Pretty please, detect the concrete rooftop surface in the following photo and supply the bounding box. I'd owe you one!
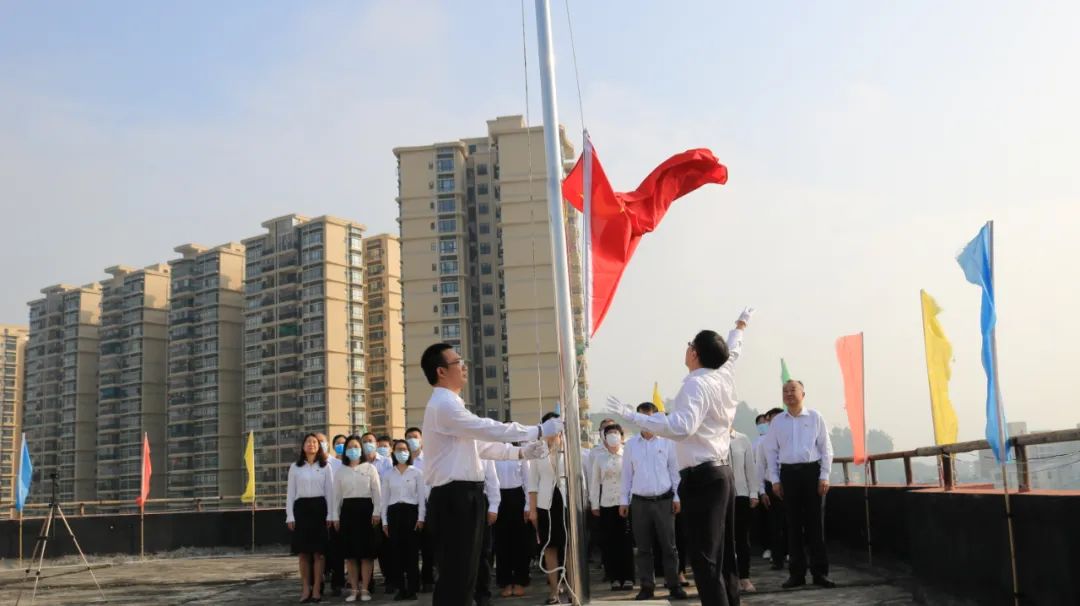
[0,550,918,605]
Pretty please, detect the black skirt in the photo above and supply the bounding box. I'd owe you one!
[339,497,379,560]
[291,496,329,555]
[537,487,567,559]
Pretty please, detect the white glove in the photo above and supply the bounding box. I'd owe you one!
[737,306,755,326]
[539,415,564,439]
[521,440,550,460]
[602,395,636,422]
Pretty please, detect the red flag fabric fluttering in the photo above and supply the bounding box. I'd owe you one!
[563,143,728,335]
[835,333,867,465]
[136,433,152,510]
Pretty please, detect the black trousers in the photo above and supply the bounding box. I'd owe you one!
[428,481,487,605]
[733,496,751,580]
[387,503,421,593]
[378,528,396,590]
[764,481,787,565]
[326,526,345,589]
[754,490,770,553]
[494,488,532,587]
[599,506,635,584]
[475,514,494,602]
[420,525,435,585]
[678,463,740,606]
[780,462,828,579]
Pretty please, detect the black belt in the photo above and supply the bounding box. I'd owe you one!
[631,490,674,502]
[433,480,485,490]
[780,461,821,471]
[679,459,730,480]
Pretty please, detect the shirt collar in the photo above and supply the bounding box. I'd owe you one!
[787,407,811,418]
[684,367,712,381]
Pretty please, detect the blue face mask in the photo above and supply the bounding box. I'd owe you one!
[406,437,421,452]
[362,442,376,455]
[756,423,769,436]
[345,447,362,461]
[376,446,391,458]
[334,443,345,456]
[395,450,411,464]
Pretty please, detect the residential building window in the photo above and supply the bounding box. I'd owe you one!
[482,303,494,316]
[479,203,489,215]
[436,158,454,172]
[482,283,493,296]
[481,263,492,275]
[441,303,459,317]
[437,177,455,193]
[437,198,455,213]
[484,344,496,358]
[479,242,491,255]
[477,163,488,175]
[486,387,498,400]
[439,281,459,296]
[477,183,489,195]
[439,260,458,274]
[442,324,461,339]
[479,223,490,235]
[483,324,495,337]
[438,219,456,233]
[439,239,457,255]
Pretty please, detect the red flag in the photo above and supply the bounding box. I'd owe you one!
[563,143,728,335]
[136,433,152,510]
[835,334,867,465]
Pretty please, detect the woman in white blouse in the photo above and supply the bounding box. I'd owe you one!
[590,423,635,590]
[331,435,382,602]
[381,439,426,601]
[528,412,569,605]
[286,433,335,603]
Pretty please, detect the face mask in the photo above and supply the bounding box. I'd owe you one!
[362,442,376,455]
[406,437,421,452]
[376,446,391,458]
[395,451,410,464]
[345,447,362,461]
[756,423,769,436]
[604,433,621,447]
[319,441,329,454]
[334,443,345,456]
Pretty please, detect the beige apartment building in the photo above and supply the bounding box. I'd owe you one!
[96,265,170,504]
[24,284,102,503]
[166,243,245,500]
[362,234,406,438]
[0,324,28,505]
[242,214,367,496]
[394,116,589,432]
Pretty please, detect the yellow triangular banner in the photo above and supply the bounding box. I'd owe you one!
[652,382,665,412]
[241,431,255,503]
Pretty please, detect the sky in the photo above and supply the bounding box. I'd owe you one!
[2,1,1078,450]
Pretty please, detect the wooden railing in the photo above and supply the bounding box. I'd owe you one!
[832,428,1080,492]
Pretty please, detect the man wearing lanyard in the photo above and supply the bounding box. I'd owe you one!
[419,342,562,605]
[763,380,835,589]
[604,307,753,606]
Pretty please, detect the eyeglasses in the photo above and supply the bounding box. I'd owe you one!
[445,358,467,369]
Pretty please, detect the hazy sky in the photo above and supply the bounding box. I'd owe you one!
[3,1,1078,449]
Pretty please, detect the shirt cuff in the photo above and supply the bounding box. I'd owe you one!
[488,505,499,514]
[819,470,830,481]
[769,474,780,484]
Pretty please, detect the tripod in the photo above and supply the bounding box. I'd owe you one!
[15,473,106,605]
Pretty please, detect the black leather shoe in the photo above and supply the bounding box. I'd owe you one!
[782,576,806,589]
[668,586,689,600]
[635,586,655,600]
[812,576,836,588]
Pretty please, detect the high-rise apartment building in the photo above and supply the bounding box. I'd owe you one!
[0,324,28,504]
[362,234,406,437]
[242,214,367,496]
[24,283,102,503]
[166,243,245,499]
[394,116,589,431]
[96,264,170,503]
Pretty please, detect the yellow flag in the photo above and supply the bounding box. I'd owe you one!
[652,382,665,412]
[241,431,255,503]
[921,290,958,445]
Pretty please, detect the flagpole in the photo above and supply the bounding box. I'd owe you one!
[535,0,589,602]
[860,332,872,568]
[140,432,146,560]
[987,221,1020,606]
[582,130,592,345]
[18,511,23,567]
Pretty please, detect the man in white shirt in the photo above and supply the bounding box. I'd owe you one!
[729,428,758,592]
[605,308,753,606]
[474,460,501,606]
[763,380,835,589]
[419,342,561,605]
[404,426,435,592]
[620,403,687,601]
[754,408,786,570]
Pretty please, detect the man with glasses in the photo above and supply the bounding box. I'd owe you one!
[419,342,563,604]
[604,308,753,606]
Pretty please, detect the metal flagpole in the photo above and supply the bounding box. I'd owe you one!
[18,511,23,567]
[140,432,146,559]
[582,130,593,345]
[861,332,872,568]
[987,221,1020,606]
[534,0,588,602]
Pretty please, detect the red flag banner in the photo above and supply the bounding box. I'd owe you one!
[136,433,152,510]
[563,144,728,336]
[835,333,866,465]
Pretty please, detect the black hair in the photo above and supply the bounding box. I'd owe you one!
[421,342,455,386]
[332,434,347,445]
[295,433,328,467]
[766,407,784,418]
[391,439,413,466]
[405,427,422,437]
[341,435,365,466]
[691,330,730,369]
[360,432,376,442]
[636,401,658,414]
[541,411,560,423]
[754,414,766,424]
[599,418,615,428]
[377,435,392,444]
[604,423,624,436]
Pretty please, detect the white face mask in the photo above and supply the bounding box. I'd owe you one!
[604,432,621,447]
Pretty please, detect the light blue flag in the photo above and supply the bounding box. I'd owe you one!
[16,434,32,512]
[957,224,1010,463]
